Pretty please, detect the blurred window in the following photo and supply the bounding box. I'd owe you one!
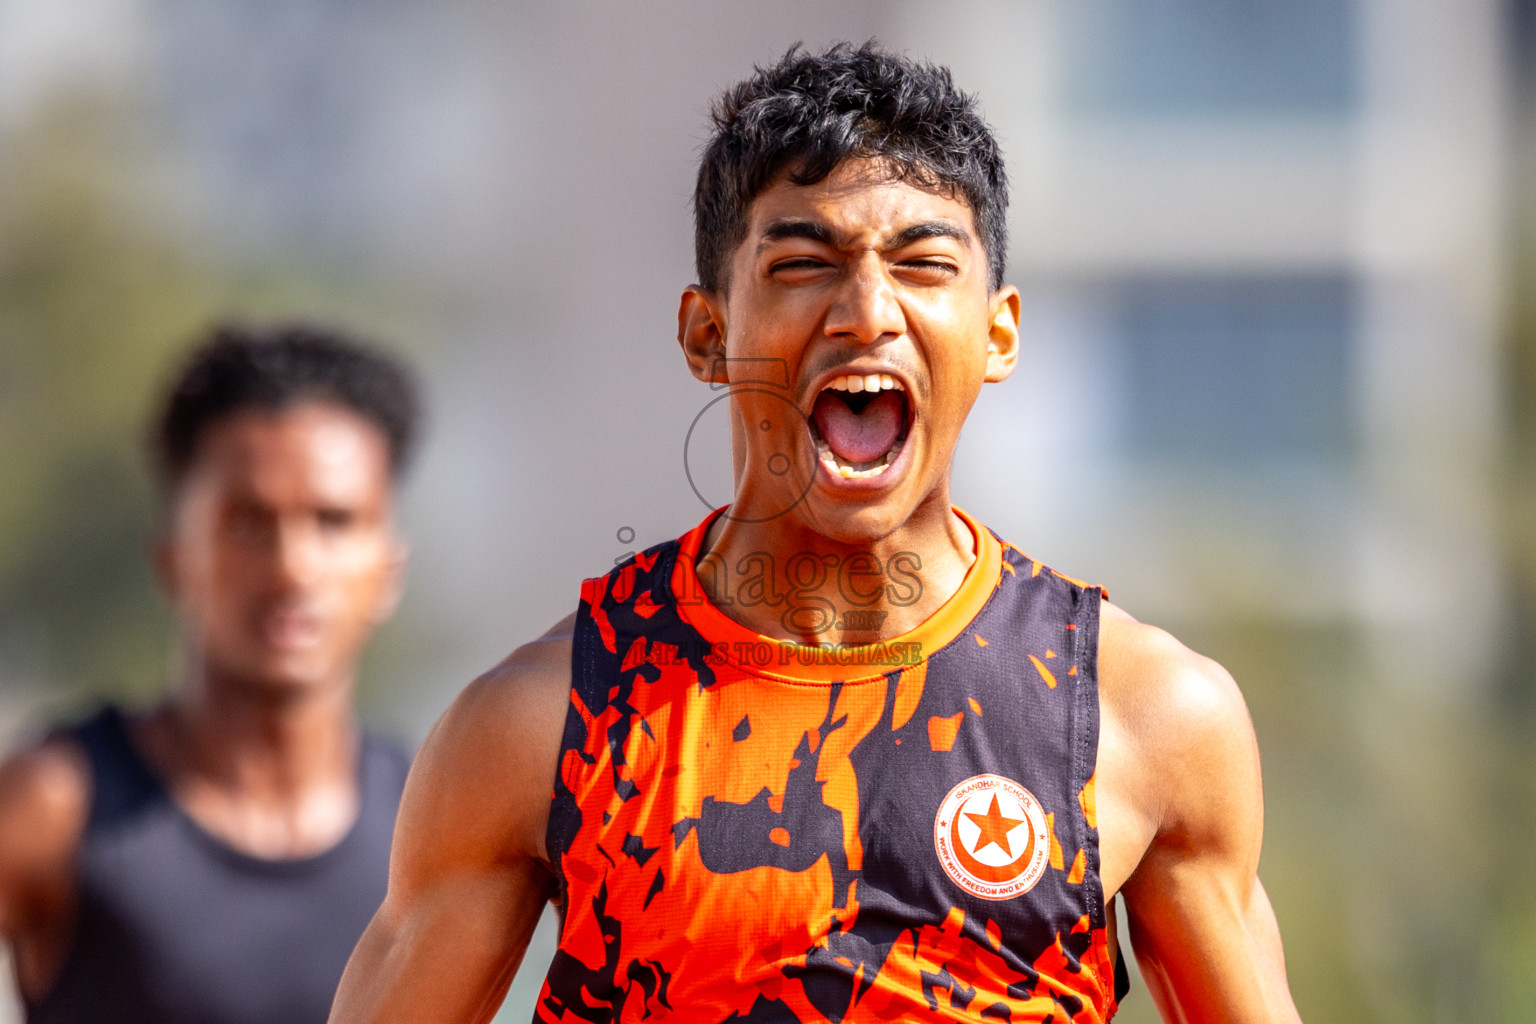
[1064,0,1359,118]
[1110,274,1356,463]
[1514,0,1536,93]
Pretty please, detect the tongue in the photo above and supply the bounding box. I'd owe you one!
[812,389,904,465]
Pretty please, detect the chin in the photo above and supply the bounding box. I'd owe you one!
[796,490,920,547]
[233,654,339,697]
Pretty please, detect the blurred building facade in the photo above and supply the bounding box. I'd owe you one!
[949,0,1506,684]
[0,1,1525,1021]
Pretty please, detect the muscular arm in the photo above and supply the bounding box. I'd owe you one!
[329,615,574,1024]
[1098,605,1302,1023]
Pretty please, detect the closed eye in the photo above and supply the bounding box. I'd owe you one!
[894,258,959,281]
[769,257,838,283]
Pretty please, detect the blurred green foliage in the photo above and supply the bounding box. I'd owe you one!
[0,95,205,703]
[1489,79,1536,1024]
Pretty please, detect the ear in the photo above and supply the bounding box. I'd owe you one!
[372,537,409,624]
[984,285,1021,384]
[678,285,730,385]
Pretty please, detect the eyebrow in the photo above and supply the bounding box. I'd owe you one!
[758,219,837,250]
[886,220,972,249]
[755,217,973,253]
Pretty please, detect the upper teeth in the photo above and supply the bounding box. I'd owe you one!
[826,374,902,394]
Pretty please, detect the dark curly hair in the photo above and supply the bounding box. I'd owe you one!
[153,322,422,494]
[694,41,1009,294]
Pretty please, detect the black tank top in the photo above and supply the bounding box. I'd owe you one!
[541,508,1127,1022]
[26,706,410,1024]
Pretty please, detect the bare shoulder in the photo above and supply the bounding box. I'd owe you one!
[1096,602,1263,884]
[427,610,575,761]
[0,736,90,930]
[395,614,575,878]
[329,620,577,1022]
[1098,601,1255,761]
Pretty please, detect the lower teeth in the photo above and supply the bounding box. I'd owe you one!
[815,437,904,479]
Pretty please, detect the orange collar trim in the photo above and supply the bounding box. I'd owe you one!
[669,507,1002,683]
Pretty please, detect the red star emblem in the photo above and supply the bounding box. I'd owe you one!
[964,794,1025,857]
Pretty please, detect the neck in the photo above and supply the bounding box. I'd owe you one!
[135,657,362,858]
[697,489,977,645]
[167,667,358,794]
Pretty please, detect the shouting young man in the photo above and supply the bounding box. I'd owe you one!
[332,44,1302,1023]
[0,325,420,1023]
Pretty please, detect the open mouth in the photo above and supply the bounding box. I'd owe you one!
[809,373,912,480]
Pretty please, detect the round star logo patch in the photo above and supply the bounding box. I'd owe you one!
[933,774,1050,901]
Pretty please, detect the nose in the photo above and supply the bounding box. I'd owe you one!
[272,516,322,591]
[824,253,905,345]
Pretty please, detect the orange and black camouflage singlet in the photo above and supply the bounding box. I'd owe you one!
[540,509,1121,1023]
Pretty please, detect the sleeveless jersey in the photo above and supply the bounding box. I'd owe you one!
[26,706,411,1024]
[540,509,1121,1023]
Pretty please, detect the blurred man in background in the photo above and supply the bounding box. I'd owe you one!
[0,325,420,1023]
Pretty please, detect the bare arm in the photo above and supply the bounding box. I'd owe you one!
[0,739,88,1005]
[1099,606,1302,1023]
[329,615,574,1024]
